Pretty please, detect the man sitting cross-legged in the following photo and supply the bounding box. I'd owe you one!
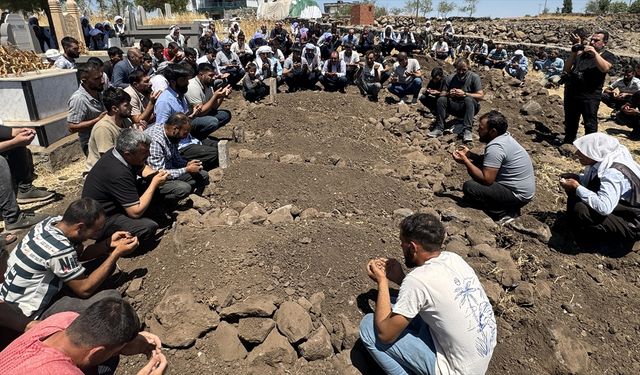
[145,113,210,197]
[0,297,167,375]
[356,51,383,102]
[428,58,483,143]
[601,65,640,113]
[453,111,535,224]
[82,129,169,248]
[320,51,348,93]
[359,213,497,375]
[0,198,138,320]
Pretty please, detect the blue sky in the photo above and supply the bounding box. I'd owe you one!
[318,0,592,18]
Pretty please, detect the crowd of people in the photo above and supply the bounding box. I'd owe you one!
[1,18,640,375]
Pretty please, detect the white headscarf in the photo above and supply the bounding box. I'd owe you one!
[574,133,640,179]
[255,45,273,71]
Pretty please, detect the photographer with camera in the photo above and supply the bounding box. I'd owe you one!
[562,30,617,144]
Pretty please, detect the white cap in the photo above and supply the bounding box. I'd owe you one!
[446,21,452,25]
[114,15,123,21]
[45,49,61,60]
[256,46,272,54]
[514,49,524,55]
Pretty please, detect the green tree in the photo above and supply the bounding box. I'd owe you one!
[585,0,611,13]
[389,7,403,15]
[630,0,640,12]
[136,0,188,13]
[404,0,433,17]
[459,0,479,16]
[437,0,455,17]
[562,0,572,13]
[608,0,628,12]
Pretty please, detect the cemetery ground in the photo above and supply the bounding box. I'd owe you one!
[11,64,640,374]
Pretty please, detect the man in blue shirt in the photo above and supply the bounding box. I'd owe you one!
[155,63,231,141]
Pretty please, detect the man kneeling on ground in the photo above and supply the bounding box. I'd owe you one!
[0,297,167,375]
[360,213,497,375]
[453,111,535,224]
[560,132,640,247]
[0,198,138,320]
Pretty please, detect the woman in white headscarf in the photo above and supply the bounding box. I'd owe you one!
[560,132,640,243]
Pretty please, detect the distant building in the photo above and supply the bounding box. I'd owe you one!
[196,0,257,18]
[323,1,353,15]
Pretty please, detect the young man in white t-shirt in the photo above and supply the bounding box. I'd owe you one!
[360,213,497,375]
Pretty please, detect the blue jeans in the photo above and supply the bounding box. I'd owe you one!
[359,313,437,375]
[189,109,232,140]
[388,78,423,99]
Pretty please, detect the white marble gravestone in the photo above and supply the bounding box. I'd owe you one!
[4,13,39,52]
[164,3,173,18]
[138,6,147,25]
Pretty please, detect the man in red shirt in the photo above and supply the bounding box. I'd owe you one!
[0,297,167,375]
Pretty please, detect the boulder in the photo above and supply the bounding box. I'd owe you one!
[300,208,320,220]
[126,278,143,297]
[476,244,511,263]
[220,294,280,319]
[238,317,276,344]
[146,288,220,348]
[279,154,304,164]
[189,194,212,214]
[332,314,359,351]
[445,240,469,257]
[508,215,552,243]
[275,301,313,344]
[218,208,240,225]
[208,168,224,183]
[465,227,496,247]
[309,292,325,316]
[246,329,297,366]
[481,279,503,306]
[550,326,591,374]
[393,208,414,220]
[521,100,543,116]
[512,282,535,307]
[267,205,294,224]
[298,326,334,361]
[213,321,248,361]
[240,202,269,224]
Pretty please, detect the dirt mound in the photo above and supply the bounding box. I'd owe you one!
[14,59,640,374]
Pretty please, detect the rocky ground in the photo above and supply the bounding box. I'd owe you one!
[8,58,640,374]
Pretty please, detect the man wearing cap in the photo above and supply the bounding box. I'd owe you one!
[421,21,433,52]
[44,49,61,66]
[215,39,244,87]
[301,43,322,89]
[255,45,283,84]
[442,20,455,44]
[505,50,529,83]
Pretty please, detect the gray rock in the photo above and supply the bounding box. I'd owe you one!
[300,208,320,220]
[403,150,431,165]
[481,279,503,306]
[309,292,325,315]
[238,317,276,344]
[126,278,143,297]
[508,215,552,243]
[465,227,496,247]
[513,282,535,307]
[550,326,591,374]
[189,194,212,214]
[246,329,297,366]
[240,202,269,224]
[558,143,575,158]
[298,326,334,361]
[520,100,543,115]
[445,240,469,257]
[393,208,414,219]
[279,154,304,164]
[220,294,280,319]
[208,168,224,183]
[275,301,313,343]
[213,321,248,361]
[334,314,359,350]
[476,244,511,263]
[146,288,220,348]
[267,205,294,224]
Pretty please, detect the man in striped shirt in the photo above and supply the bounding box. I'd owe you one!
[0,198,139,319]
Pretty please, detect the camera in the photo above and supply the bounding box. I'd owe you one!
[571,44,585,53]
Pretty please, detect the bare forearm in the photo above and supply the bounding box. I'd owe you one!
[79,239,110,261]
[68,119,99,133]
[374,279,392,327]
[139,103,155,123]
[0,138,20,153]
[200,94,221,114]
[69,253,120,298]
[465,159,486,183]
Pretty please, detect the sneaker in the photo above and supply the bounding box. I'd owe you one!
[428,129,443,138]
[463,130,473,143]
[443,125,455,134]
[17,188,55,204]
[401,96,409,103]
[496,215,517,226]
[5,212,46,231]
[411,97,418,104]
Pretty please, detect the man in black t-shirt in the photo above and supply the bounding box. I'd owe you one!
[563,30,618,144]
[428,58,484,143]
[419,67,445,116]
[82,128,169,248]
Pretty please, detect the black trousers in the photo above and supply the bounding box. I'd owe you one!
[436,96,480,131]
[567,194,640,243]
[463,180,529,220]
[244,85,268,102]
[1,146,34,192]
[601,92,631,111]
[157,170,210,201]
[179,138,219,171]
[563,93,600,144]
[419,94,439,115]
[100,213,159,247]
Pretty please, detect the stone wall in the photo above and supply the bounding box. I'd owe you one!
[369,14,640,55]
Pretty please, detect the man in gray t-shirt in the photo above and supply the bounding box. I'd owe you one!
[453,110,535,223]
[429,58,483,143]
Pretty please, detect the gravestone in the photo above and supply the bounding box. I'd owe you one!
[4,14,39,52]
[138,6,147,25]
[128,7,138,33]
[0,23,11,45]
[165,3,173,18]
